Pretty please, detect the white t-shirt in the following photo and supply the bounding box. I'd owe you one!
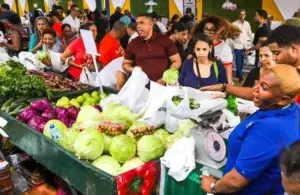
[128,32,138,44]
[156,21,167,34]
[63,15,81,32]
[99,57,126,88]
[214,41,233,66]
[232,20,252,49]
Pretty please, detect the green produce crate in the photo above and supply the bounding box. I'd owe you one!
[0,111,118,195]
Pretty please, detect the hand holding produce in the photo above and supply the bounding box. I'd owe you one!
[36,51,50,61]
[163,68,179,85]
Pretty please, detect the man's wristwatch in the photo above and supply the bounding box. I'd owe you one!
[210,180,217,193]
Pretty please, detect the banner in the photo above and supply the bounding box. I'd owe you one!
[174,0,183,16]
[183,0,196,16]
[44,0,50,13]
[274,0,300,20]
[110,0,126,9]
[84,0,96,11]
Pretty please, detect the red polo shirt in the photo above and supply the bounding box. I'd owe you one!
[125,32,178,81]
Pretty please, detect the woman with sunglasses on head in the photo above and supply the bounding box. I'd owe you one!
[179,33,228,89]
[201,65,300,195]
[188,15,240,83]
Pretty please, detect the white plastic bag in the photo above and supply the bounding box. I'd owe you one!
[0,52,10,63]
[141,81,168,127]
[166,86,227,120]
[48,50,68,73]
[79,67,102,87]
[18,52,45,71]
[117,67,149,113]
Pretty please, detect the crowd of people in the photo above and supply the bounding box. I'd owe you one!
[2,2,300,194]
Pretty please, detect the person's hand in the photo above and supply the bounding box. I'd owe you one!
[200,175,216,193]
[156,78,166,86]
[37,40,43,48]
[200,84,224,92]
[42,58,52,67]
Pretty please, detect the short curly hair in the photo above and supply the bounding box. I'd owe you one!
[191,15,240,40]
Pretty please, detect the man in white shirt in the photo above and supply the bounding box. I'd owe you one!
[63,5,80,33]
[232,9,252,81]
[151,12,167,34]
[127,23,138,43]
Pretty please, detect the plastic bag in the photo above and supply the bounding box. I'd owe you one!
[165,86,228,120]
[79,67,102,87]
[117,67,149,113]
[141,81,168,128]
[49,50,68,73]
[19,51,45,71]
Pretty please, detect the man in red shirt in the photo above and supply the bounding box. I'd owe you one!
[98,21,126,66]
[122,13,181,86]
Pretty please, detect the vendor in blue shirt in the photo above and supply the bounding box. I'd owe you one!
[200,65,300,195]
[178,33,227,89]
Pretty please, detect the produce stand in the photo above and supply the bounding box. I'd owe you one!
[0,111,118,195]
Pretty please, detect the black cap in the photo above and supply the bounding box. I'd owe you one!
[3,13,21,25]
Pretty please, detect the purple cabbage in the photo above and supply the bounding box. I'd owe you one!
[30,99,52,112]
[38,120,47,133]
[68,119,76,128]
[57,114,69,127]
[67,106,80,120]
[41,109,58,121]
[28,116,46,132]
[54,107,67,116]
[17,108,39,123]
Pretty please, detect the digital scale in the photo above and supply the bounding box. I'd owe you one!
[190,110,231,170]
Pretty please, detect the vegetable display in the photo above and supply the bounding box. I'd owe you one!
[17,99,79,131]
[92,155,121,176]
[28,70,89,92]
[127,122,156,138]
[109,135,136,163]
[0,60,50,105]
[56,91,106,108]
[73,128,105,160]
[137,135,166,163]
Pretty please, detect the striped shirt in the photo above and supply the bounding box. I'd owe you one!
[213,41,233,66]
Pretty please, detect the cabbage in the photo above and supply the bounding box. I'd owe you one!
[76,106,102,129]
[58,129,80,153]
[17,107,38,122]
[153,129,170,146]
[67,106,80,120]
[73,128,104,160]
[30,99,52,112]
[28,116,46,132]
[43,119,67,139]
[120,157,144,173]
[101,103,138,129]
[166,119,196,148]
[103,134,113,153]
[109,135,136,163]
[41,109,57,121]
[37,51,49,60]
[92,155,121,176]
[162,68,179,84]
[137,135,166,163]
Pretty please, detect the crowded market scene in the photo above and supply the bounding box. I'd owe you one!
[0,0,300,194]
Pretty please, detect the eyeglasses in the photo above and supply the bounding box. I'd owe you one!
[204,28,216,33]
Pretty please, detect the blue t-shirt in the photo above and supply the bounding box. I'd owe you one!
[178,59,227,89]
[224,103,300,195]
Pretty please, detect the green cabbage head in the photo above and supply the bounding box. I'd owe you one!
[137,135,166,163]
[109,135,136,163]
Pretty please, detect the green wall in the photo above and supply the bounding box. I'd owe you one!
[203,0,262,30]
[131,0,169,18]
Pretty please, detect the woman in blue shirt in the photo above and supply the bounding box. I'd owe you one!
[178,33,227,89]
[201,65,300,194]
